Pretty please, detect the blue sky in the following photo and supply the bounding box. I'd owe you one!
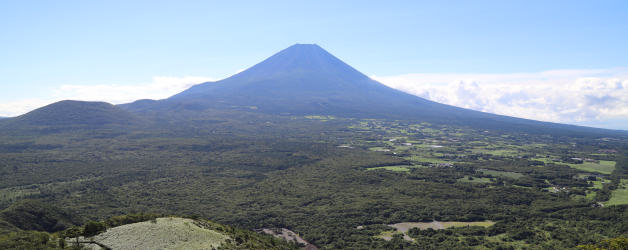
[1,1,628,129]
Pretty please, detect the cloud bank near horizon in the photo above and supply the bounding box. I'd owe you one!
[372,68,628,129]
[1,69,627,130]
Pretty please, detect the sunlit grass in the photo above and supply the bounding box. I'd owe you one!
[606,179,628,206]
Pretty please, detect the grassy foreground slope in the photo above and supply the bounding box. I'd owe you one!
[82,217,228,250]
[0,212,297,250]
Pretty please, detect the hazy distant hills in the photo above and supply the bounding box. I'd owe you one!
[0,100,143,131]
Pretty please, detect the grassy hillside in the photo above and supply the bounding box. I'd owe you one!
[0,213,297,249]
[80,217,229,250]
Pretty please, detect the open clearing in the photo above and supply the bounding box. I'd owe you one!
[480,169,524,179]
[471,148,519,156]
[378,221,495,242]
[532,157,616,174]
[404,155,451,164]
[81,217,229,250]
[458,176,493,183]
[565,160,616,175]
[260,228,311,246]
[606,179,628,206]
[389,221,495,233]
[366,165,426,172]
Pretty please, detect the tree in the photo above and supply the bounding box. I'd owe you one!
[63,226,82,247]
[82,221,106,238]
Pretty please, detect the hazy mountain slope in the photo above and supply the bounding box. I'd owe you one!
[122,44,625,136]
[125,44,438,116]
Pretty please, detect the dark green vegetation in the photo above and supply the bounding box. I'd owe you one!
[1,114,627,249]
[1,44,628,249]
[0,200,80,234]
[577,236,628,250]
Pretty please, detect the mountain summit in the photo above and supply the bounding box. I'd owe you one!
[171,43,392,100]
[134,43,435,117]
[222,43,369,82]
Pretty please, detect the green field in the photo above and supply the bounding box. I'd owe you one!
[590,179,608,189]
[471,148,519,156]
[480,169,524,179]
[530,157,556,164]
[533,157,616,174]
[458,176,493,183]
[366,165,426,172]
[368,147,391,152]
[566,161,616,175]
[606,179,628,206]
[585,190,597,200]
[404,155,450,164]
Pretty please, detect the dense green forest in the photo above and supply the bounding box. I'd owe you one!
[0,110,627,249]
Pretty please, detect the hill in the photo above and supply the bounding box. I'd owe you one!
[0,200,79,234]
[75,217,299,250]
[79,217,230,249]
[1,100,144,132]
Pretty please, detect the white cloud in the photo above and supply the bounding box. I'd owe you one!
[0,76,215,117]
[3,69,628,130]
[372,68,628,128]
[0,99,55,118]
